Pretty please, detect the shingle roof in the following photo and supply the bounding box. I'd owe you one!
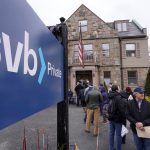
[107,20,147,38]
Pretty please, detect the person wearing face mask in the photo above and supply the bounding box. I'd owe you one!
[127,87,150,150]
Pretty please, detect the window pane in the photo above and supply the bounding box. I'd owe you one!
[104,71,111,85]
[104,71,111,78]
[122,23,127,31]
[81,26,87,32]
[84,44,92,51]
[79,20,87,32]
[102,44,109,57]
[126,44,136,57]
[74,44,79,51]
[128,71,137,84]
[79,20,87,26]
[74,51,79,57]
[117,23,122,32]
[126,44,135,50]
[102,50,109,57]
[102,44,109,49]
[126,51,135,57]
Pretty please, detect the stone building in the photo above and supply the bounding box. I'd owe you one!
[66,4,149,92]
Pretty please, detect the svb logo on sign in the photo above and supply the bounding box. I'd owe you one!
[0,0,64,129]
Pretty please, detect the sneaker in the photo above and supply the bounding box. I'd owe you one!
[85,129,90,133]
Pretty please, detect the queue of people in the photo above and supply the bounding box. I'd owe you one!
[68,81,150,150]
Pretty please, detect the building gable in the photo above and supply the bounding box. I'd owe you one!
[66,4,118,40]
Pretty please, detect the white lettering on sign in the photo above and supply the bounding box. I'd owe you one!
[0,31,62,84]
[47,62,61,78]
[2,32,23,73]
[24,31,37,76]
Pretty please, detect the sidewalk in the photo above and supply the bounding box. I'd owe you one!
[69,104,136,150]
[0,104,136,150]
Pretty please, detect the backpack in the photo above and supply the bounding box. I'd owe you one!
[106,96,117,119]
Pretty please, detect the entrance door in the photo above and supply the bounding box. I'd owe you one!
[76,71,92,84]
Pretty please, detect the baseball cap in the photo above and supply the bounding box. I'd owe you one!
[133,87,145,94]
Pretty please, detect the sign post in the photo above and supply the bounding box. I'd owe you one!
[55,17,69,150]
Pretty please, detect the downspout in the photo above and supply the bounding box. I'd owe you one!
[119,37,124,90]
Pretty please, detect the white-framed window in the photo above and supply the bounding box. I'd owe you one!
[104,71,111,85]
[117,22,127,32]
[128,71,137,84]
[79,20,87,32]
[73,45,79,63]
[84,44,93,60]
[74,44,93,62]
[102,43,110,57]
[126,43,136,57]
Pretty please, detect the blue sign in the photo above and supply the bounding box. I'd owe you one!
[0,0,64,129]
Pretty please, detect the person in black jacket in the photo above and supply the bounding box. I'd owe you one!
[108,85,126,150]
[127,86,150,150]
[120,91,128,144]
[74,81,84,106]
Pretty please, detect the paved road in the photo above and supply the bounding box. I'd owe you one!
[69,104,136,150]
[0,104,136,150]
[0,105,57,150]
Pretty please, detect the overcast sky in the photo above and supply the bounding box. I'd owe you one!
[26,0,150,46]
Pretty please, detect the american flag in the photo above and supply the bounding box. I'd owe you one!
[78,24,84,68]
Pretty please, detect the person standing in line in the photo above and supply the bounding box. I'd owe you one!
[99,84,109,123]
[127,87,150,150]
[99,84,105,115]
[74,81,84,106]
[125,86,133,100]
[83,82,94,124]
[85,86,103,136]
[119,90,128,144]
[67,89,73,104]
[108,85,126,150]
[79,81,88,123]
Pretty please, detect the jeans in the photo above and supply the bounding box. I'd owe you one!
[133,133,150,150]
[109,121,122,150]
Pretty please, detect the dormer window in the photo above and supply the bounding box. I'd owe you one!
[117,22,127,32]
[79,20,87,32]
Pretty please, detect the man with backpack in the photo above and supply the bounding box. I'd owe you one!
[108,85,126,150]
